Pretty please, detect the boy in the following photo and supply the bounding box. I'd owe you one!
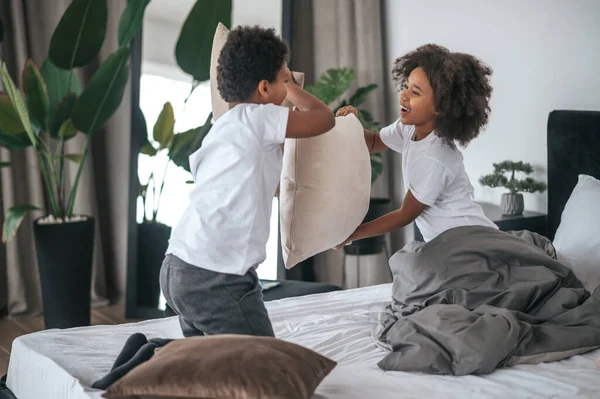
[160,26,335,337]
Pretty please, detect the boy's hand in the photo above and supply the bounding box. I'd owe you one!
[336,106,358,118]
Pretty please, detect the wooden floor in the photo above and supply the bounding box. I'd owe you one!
[0,304,134,375]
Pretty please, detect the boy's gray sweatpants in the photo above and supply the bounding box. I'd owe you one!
[159,254,274,337]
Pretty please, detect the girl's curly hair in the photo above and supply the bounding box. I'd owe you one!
[392,44,493,147]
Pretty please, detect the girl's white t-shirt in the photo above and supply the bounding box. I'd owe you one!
[379,119,497,242]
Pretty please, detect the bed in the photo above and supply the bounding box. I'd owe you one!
[4,110,600,398]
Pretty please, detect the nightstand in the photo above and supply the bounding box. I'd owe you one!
[414,202,547,241]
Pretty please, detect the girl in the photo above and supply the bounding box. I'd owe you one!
[335,44,497,248]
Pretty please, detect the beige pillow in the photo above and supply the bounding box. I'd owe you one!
[102,335,336,399]
[210,22,304,120]
[280,115,371,268]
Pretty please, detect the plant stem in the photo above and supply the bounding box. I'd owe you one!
[37,150,60,217]
[141,189,147,223]
[58,70,74,218]
[66,135,91,218]
[58,138,66,218]
[40,136,62,217]
[148,172,155,222]
[153,161,170,222]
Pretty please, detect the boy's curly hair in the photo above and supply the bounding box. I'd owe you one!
[217,26,289,103]
[392,44,493,147]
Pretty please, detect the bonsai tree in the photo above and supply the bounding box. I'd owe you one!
[305,68,383,184]
[479,160,547,194]
[137,102,212,223]
[0,0,150,241]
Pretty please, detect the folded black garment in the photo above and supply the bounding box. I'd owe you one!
[92,333,173,390]
[0,374,17,399]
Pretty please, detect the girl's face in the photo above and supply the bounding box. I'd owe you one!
[398,67,437,130]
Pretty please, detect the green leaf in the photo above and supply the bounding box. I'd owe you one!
[175,0,232,82]
[2,204,40,243]
[133,105,150,148]
[0,131,32,150]
[50,94,78,138]
[58,118,78,139]
[22,60,49,130]
[49,0,108,69]
[0,94,25,134]
[141,142,158,156]
[64,153,83,163]
[370,153,384,184]
[305,68,354,105]
[185,180,194,184]
[153,102,175,148]
[358,109,380,132]
[0,63,35,146]
[118,0,151,47]
[40,59,82,129]
[348,84,378,107]
[0,162,10,167]
[53,153,83,163]
[72,47,130,134]
[169,113,212,172]
[138,183,148,198]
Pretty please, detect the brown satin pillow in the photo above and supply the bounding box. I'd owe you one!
[102,335,336,399]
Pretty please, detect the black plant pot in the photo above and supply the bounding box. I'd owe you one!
[344,198,391,255]
[137,222,171,308]
[33,216,94,329]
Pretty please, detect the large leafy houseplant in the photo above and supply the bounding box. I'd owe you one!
[305,67,384,184]
[0,0,150,328]
[0,0,150,241]
[137,103,212,223]
[136,0,231,223]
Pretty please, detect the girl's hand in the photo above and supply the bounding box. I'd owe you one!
[336,106,358,118]
[333,229,358,250]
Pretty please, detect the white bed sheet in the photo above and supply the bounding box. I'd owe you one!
[7,283,600,399]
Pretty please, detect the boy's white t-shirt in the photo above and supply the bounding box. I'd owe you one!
[379,119,497,242]
[167,103,289,275]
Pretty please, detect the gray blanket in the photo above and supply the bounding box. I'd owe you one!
[372,226,600,376]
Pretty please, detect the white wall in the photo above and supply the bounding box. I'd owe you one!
[384,0,600,212]
[232,0,282,34]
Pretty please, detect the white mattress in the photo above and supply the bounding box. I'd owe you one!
[7,283,600,399]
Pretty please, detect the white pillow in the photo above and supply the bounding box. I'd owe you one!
[553,174,600,292]
[280,115,371,269]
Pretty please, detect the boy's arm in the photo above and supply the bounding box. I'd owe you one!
[333,190,426,249]
[337,106,388,153]
[285,82,335,138]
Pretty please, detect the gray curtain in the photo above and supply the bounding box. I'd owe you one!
[0,0,131,317]
[289,0,407,287]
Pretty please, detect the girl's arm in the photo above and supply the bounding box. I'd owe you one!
[337,106,388,153]
[333,190,426,250]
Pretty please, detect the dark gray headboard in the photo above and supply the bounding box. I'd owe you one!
[547,110,600,240]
